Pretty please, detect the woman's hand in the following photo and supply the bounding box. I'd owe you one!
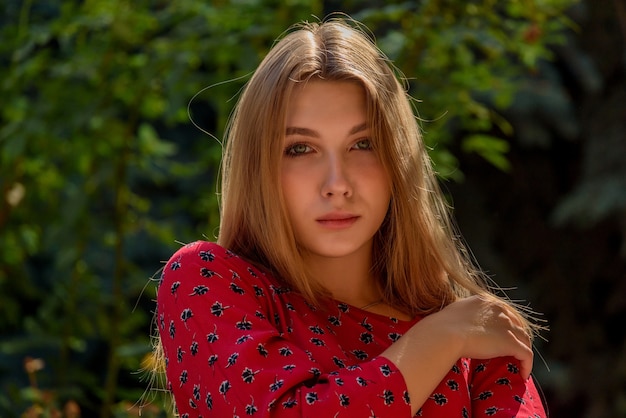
[433,295,533,379]
[380,295,533,415]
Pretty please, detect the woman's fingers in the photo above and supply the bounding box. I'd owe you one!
[492,302,534,379]
[508,328,534,379]
[441,295,534,378]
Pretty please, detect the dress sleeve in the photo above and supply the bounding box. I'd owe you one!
[156,241,411,417]
[469,357,546,417]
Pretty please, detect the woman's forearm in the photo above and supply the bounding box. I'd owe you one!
[380,296,534,416]
[380,314,460,415]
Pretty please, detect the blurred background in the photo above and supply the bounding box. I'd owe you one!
[1,0,624,417]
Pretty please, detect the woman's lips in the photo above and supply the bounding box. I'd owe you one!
[316,214,360,229]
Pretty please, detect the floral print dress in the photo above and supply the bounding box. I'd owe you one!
[157,241,546,417]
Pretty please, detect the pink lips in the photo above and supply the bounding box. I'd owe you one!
[316,213,359,229]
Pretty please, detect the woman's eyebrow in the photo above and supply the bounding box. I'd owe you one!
[285,123,368,137]
[285,126,319,137]
[349,123,368,135]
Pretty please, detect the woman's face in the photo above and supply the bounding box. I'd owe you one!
[281,79,391,265]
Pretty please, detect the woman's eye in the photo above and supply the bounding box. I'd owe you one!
[353,139,372,150]
[285,143,311,156]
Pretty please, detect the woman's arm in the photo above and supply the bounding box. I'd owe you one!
[157,241,413,416]
[158,241,535,416]
[380,296,534,416]
[468,356,546,417]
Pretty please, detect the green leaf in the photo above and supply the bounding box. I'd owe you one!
[462,134,511,171]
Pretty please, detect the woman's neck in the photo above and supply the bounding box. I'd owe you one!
[302,250,381,307]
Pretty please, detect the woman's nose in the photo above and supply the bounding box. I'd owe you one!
[321,155,353,198]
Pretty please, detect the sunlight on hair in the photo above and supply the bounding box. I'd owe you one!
[187,72,254,144]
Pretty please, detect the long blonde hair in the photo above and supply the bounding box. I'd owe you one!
[218,17,535,331]
[146,17,539,412]
[218,18,500,314]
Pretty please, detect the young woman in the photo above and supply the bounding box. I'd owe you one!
[155,18,546,417]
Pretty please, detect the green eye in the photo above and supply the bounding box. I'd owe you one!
[285,143,311,156]
[354,139,372,150]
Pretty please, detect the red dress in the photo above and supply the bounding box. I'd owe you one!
[157,241,546,417]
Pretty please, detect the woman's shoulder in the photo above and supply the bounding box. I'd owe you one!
[165,240,247,269]
[158,240,292,324]
[166,240,231,260]
[161,240,275,287]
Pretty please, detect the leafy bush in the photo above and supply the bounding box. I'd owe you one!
[0,0,577,416]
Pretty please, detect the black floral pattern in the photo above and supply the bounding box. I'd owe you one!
[157,241,546,417]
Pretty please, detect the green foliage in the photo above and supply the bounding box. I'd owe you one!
[352,0,574,180]
[0,0,576,416]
